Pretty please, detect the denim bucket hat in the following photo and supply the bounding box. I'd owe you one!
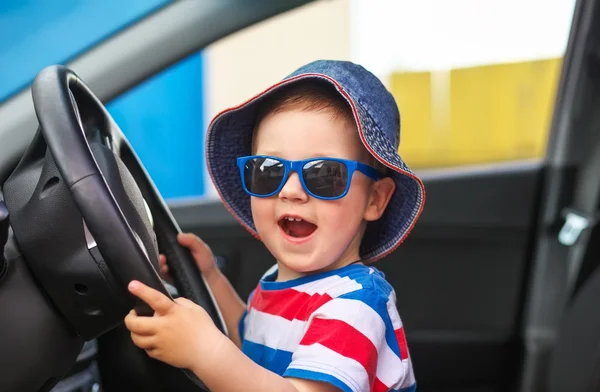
[205,60,425,262]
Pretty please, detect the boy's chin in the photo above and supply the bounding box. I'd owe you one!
[275,253,338,278]
[275,256,322,279]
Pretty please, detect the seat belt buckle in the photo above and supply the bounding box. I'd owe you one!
[558,209,597,246]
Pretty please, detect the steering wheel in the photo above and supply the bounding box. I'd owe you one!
[2,65,225,391]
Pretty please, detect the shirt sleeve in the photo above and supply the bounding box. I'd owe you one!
[238,309,248,343]
[238,288,256,343]
[283,296,414,392]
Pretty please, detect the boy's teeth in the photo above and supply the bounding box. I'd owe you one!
[286,217,302,221]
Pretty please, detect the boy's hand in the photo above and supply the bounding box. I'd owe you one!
[124,280,226,370]
[159,233,219,283]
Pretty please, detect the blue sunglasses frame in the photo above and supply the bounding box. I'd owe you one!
[236,155,381,200]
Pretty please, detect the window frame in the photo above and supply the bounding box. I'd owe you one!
[0,0,315,184]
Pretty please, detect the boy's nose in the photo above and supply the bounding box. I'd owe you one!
[279,172,308,203]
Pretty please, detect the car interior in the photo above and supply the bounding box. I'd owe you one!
[1,1,600,391]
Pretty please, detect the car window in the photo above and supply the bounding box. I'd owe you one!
[0,0,170,103]
[203,0,576,170]
[107,53,206,200]
[107,0,575,200]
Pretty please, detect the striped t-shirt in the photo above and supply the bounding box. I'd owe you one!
[238,263,416,392]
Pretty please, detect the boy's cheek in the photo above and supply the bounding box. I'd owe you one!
[250,198,271,222]
[250,200,277,237]
[317,200,364,231]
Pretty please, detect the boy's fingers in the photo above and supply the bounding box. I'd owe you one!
[174,297,195,309]
[130,332,156,350]
[145,348,161,360]
[158,255,170,276]
[177,233,207,256]
[158,255,172,282]
[124,310,157,335]
[128,281,173,314]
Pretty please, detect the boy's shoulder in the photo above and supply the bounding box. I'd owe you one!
[303,263,393,300]
[255,263,396,311]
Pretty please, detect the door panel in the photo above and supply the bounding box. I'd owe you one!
[171,161,544,392]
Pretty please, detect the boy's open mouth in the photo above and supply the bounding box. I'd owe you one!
[278,216,317,238]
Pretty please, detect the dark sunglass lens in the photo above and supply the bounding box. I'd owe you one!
[302,160,348,198]
[244,158,285,195]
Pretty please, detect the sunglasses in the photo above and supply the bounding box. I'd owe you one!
[236,155,381,200]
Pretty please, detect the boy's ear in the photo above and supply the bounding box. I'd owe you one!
[364,177,396,222]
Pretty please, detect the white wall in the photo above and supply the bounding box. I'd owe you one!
[350,0,576,75]
[202,0,351,198]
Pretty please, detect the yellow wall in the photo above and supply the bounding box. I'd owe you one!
[392,58,562,168]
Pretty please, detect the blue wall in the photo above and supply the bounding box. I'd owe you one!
[0,0,206,199]
[107,54,206,199]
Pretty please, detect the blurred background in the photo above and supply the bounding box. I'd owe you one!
[0,0,575,200]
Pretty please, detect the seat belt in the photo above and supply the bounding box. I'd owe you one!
[557,136,600,299]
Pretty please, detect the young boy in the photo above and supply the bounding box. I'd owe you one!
[124,60,425,392]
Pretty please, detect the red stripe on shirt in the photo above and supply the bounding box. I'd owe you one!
[249,286,333,321]
[299,318,378,387]
[373,377,391,392]
[395,327,409,360]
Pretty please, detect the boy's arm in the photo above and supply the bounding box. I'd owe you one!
[125,281,338,392]
[169,233,247,348]
[203,267,246,348]
[193,336,339,392]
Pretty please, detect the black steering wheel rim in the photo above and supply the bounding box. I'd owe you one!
[24,65,224,391]
[32,66,168,315]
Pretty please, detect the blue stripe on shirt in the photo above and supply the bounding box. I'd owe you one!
[242,340,293,375]
[238,309,247,343]
[395,383,417,392]
[283,368,353,392]
[338,288,402,359]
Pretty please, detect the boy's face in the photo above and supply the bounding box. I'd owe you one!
[251,108,391,281]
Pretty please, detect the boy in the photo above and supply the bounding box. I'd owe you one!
[124,60,425,392]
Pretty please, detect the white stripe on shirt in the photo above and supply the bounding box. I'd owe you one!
[244,308,307,352]
[292,275,363,296]
[289,343,368,392]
